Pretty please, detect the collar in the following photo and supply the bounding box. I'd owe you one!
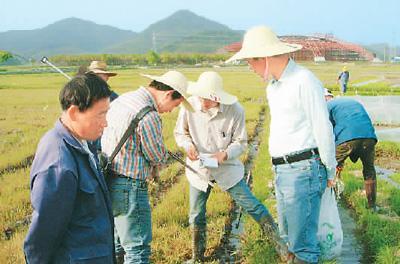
[55,119,87,154]
[271,59,296,84]
[139,86,159,112]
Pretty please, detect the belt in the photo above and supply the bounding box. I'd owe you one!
[272,148,319,165]
[113,173,148,188]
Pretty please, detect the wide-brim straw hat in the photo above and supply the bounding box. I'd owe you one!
[87,61,117,76]
[141,70,194,112]
[225,26,303,63]
[187,71,237,105]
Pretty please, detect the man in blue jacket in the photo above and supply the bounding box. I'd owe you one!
[24,73,115,263]
[325,90,378,210]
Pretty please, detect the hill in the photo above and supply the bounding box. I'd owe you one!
[0,17,137,58]
[0,10,242,58]
[105,10,242,54]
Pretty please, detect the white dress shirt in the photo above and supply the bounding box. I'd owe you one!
[267,59,337,178]
[174,96,247,192]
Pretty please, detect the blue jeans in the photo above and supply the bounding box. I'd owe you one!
[189,179,271,228]
[109,177,152,264]
[274,155,327,263]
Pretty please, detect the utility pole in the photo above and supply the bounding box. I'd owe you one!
[152,32,157,53]
[383,46,386,63]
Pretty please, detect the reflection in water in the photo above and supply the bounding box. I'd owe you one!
[376,128,400,142]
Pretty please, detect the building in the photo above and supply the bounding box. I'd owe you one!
[221,34,374,62]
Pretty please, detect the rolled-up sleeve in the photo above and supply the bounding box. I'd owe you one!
[24,168,77,263]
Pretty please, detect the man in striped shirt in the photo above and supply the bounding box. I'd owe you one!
[101,71,193,263]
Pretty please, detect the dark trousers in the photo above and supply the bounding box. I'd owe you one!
[336,138,377,181]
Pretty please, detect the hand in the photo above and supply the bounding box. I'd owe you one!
[150,165,160,182]
[187,145,199,161]
[212,151,227,164]
[327,179,335,188]
[335,166,343,179]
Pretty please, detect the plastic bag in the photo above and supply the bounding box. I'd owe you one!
[317,187,343,260]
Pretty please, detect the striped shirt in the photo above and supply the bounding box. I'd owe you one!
[101,87,168,180]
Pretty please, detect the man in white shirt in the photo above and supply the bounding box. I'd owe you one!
[226,26,336,264]
[174,71,287,262]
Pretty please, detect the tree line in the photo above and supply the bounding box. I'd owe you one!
[49,51,231,66]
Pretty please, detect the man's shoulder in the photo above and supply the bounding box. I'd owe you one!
[225,102,244,114]
[32,128,78,178]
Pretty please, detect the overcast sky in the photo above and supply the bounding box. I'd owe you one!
[1,0,399,45]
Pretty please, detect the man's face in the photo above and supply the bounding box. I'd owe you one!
[73,97,110,141]
[158,91,184,113]
[97,73,110,82]
[199,97,219,110]
[247,57,268,80]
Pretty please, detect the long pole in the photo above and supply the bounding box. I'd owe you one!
[167,151,215,187]
[40,56,210,186]
[40,56,72,80]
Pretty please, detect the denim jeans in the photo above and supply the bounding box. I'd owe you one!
[274,155,327,263]
[109,177,152,264]
[189,178,271,228]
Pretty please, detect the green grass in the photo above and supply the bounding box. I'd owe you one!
[341,141,400,263]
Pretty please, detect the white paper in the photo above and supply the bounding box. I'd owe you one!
[199,154,218,169]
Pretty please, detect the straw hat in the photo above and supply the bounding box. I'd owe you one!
[87,61,117,76]
[141,71,194,112]
[225,26,302,63]
[188,71,237,105]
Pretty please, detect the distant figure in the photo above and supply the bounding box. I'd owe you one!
[86,60,119,101]
[337,66,350,95]
[325,90,378,211]
[24,73,114,263]
[174,71,282,262]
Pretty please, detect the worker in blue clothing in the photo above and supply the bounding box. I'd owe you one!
[325,89,378,210]
[337,66,350,95]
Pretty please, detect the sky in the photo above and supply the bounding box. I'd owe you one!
[1,0,399,45]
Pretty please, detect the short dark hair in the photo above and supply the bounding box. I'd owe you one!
[149,80,182,100]
[60,72,112,112]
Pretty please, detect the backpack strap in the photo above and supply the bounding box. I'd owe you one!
[108,105,155,164]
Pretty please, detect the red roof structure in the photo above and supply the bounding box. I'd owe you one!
[221,34,374,61]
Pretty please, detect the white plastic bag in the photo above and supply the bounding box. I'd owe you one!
[317,187,343,260]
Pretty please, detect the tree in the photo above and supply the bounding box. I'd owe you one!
[146,50,161,65]
[0,50,13,63]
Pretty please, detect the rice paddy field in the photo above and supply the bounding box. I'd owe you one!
[0,62,400,263]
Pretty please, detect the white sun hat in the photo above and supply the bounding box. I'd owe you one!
[188,71,237,105]
[225,26,303,63]
[141,70,194,112]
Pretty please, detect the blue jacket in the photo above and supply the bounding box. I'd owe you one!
[24,120,115,264]
[327,98,377,146]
